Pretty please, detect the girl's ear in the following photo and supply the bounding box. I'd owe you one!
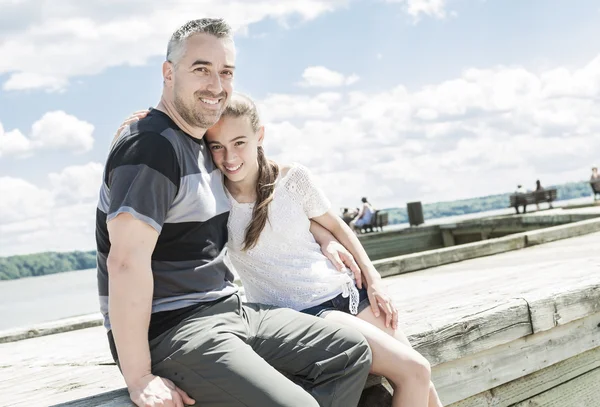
[257,126,265,146]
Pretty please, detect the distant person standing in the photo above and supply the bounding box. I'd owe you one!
[591,166,600,201]
[535,180,544,191]
[534,180,544,210]
[350,197,375,233]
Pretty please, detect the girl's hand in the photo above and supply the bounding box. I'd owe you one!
[320,240,363,289]
[367,279,398,330]
[112,110,150,146]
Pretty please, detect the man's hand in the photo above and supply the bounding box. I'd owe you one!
[130,374,195,407]
[320,240,363,289]
[367,279,398,330]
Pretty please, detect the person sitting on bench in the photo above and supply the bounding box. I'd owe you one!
[351,197,375,232]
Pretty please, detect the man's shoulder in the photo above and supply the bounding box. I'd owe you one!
[133,109,173,133]
[113,109,181,155]
[107,116,181,177]
[111,130,177,161]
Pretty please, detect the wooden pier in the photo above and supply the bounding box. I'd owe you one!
[1,210,599,406]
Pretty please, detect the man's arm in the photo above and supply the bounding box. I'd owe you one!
[107,203,195,407]
[104,128,193,407]
[107,212,157,390]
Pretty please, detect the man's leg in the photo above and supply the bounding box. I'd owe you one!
[149,295,319,407]
[244,303,372,407]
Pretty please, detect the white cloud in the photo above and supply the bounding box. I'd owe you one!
[0,0,351,92]
[0,123,32,156]
[2,72,68,92]
[386,0,449,20]
[259,92,342,122]
[0,162,103,256]
[48,162,104,205]
[0,177,54,224]
[0,111,94,157]
[4,56,600,255]
[261,54,600,209]
[298,66,360,87]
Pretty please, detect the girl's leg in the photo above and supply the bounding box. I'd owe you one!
[324,310,431,407]
[354,307,444,407]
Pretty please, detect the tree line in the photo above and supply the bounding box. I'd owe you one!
[0,250,96,281]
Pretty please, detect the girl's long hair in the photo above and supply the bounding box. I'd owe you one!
[222,93,279,251]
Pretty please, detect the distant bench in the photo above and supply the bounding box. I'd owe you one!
[509,188,557,213]
[591,179,600,199]
[359,210,389,233]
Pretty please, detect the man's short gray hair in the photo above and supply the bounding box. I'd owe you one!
[166,18,233,65]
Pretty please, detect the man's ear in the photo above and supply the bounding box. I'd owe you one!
[257,126,265,146]
[163,61,175,87]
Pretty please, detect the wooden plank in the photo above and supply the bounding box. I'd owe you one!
[50,389,130,407]
[412,299,532,366]
[442,229,455,247]
[361,228,443,260]
[510,366,600,407]
[528,281,600,333]
[432,312,600,405]
[0,313,103,344]
[526,217,600,246]
[6,366,126,407]
[448,346,600,407]
[374,234,527,278]
[0,326,125,407]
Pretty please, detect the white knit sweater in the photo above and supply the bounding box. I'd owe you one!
[225,163,359,314]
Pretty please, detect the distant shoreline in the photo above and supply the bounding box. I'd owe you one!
[0,250,96,281]
[1,179,595,281]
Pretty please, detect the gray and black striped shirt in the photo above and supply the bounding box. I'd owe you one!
[96,109,237,336]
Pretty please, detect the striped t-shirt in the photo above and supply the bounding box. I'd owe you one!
[95,108,238,336]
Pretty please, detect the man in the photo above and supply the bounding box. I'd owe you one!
[96,18,372,407]
[514,184,527,214]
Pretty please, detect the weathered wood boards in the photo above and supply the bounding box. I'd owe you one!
[511,367,600,407]
[450,347,600,407]
[435,312,600,405]
[1,232,598,406]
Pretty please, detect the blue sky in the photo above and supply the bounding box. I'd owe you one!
[1,0,600,255]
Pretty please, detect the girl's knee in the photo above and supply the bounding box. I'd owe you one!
[390,349,431,385]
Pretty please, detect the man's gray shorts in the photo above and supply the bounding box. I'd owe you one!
[145,294,372,407]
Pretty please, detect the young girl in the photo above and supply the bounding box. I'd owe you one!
[116,95,444,407]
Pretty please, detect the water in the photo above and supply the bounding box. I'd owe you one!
[0,196,596,332]
[0,268,98,331]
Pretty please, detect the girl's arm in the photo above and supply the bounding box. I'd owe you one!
[311,210,398,329]
[309,221,362,288]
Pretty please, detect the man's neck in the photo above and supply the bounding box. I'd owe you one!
[156,98,208,140]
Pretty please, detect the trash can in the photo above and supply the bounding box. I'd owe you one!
[407,201,424,226]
